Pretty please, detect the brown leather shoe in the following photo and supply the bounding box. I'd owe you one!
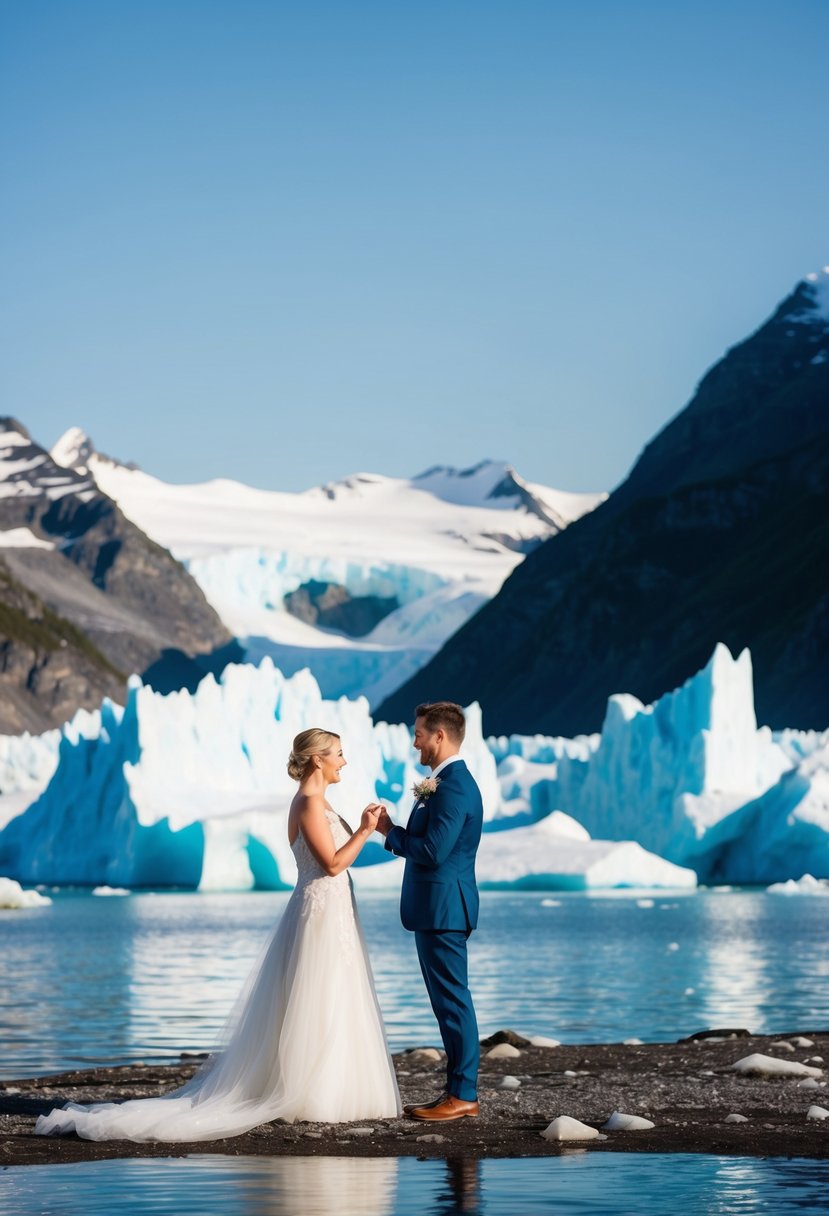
[403,1092,447,1116]
[408,1095,479,1122]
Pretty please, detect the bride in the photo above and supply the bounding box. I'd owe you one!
[36,728,402,1141]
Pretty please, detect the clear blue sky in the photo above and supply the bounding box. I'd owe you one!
[2,1,827,494]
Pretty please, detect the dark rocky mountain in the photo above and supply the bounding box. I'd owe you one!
[0,419,234,733]
[377,271,829,734]
[285,579,399,638]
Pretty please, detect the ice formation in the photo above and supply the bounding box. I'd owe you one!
[0,876,51,908]
[541,1116,601,1142]
[729,1055,823,1079]
[0,661,690,893]
[1,639,827,890]
[494,645,829,883]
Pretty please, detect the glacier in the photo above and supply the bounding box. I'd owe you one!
[49,441,604,707]
[1,642,826,891]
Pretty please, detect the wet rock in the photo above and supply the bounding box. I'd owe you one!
[405,1048,443,1063]
[480,1030,531,1049]
[680,1029,751,1042]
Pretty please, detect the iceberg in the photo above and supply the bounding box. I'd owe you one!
[488,645,829,884]
[0,876,51,908]
[553,645,790,862]
[0,707,102,831]
[766,874,829,895]
[0,663,496,891]
[0,660,694,893]
[352,815,696,894]
[2,639,823,891]
[473,815,695,890]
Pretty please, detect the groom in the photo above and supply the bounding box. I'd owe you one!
[377,701,483,1121]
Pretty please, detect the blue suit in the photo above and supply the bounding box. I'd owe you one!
[385,758,483,1101]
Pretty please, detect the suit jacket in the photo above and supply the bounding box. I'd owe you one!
[384,759,483,932]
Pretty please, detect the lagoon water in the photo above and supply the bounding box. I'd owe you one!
[1,888,827,1078]
[4,1153,829,1215]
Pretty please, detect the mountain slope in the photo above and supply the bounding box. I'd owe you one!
[0,419,234,732]
[377,269,829,733]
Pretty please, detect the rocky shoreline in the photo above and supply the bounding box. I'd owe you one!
[2,1032,827,1167]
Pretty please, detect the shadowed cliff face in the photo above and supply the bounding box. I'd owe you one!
[377,276,829,735]
[0,419,233,733]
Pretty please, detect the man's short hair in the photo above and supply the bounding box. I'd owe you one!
[415,701,466,743]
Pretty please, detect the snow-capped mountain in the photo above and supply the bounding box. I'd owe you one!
[50,436,605,707]
[0,418,98,509]
[0,419,232,733]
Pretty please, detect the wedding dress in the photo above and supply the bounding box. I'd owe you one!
[35,809,401,1141]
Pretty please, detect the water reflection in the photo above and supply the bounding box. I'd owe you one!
[224,1155,399,1216]
[436,1159,481,1216]
[3,1154,828,1216]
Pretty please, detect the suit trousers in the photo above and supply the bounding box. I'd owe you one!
[414,929,479,1102]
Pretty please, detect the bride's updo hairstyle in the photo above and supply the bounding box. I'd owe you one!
[287,728,341,782]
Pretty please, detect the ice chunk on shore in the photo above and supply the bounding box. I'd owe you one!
[541,1116,601,1142]
[602,1112,655,1131]
[729,1054,823,1078]
[806,1105,829,1120]
[487,1043,521,1059]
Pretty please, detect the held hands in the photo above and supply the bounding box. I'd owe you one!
[358,803,394,836]
[360,803,383,834]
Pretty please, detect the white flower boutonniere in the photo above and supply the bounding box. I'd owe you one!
[412,776,440,800]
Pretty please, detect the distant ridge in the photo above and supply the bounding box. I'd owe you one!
[377,269,829,733]
[0,419,233,733]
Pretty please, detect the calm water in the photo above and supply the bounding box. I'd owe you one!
[1,889,828,1078]
[3,1154,829,1216]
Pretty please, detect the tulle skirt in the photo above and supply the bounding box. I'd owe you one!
[35,879,401,1141]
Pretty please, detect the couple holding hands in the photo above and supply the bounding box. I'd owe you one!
[36,702,484,1142]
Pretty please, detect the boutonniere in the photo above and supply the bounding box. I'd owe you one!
[412,776,440,800]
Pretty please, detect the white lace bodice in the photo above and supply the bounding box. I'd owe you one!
[290,809,354,936]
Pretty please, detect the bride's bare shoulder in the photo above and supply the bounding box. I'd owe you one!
[292,791,326,817]
[288,792,326,841]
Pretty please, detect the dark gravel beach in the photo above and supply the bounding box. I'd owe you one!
[2,1032,827,1167]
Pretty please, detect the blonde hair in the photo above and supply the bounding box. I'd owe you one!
[287,728,341,782]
